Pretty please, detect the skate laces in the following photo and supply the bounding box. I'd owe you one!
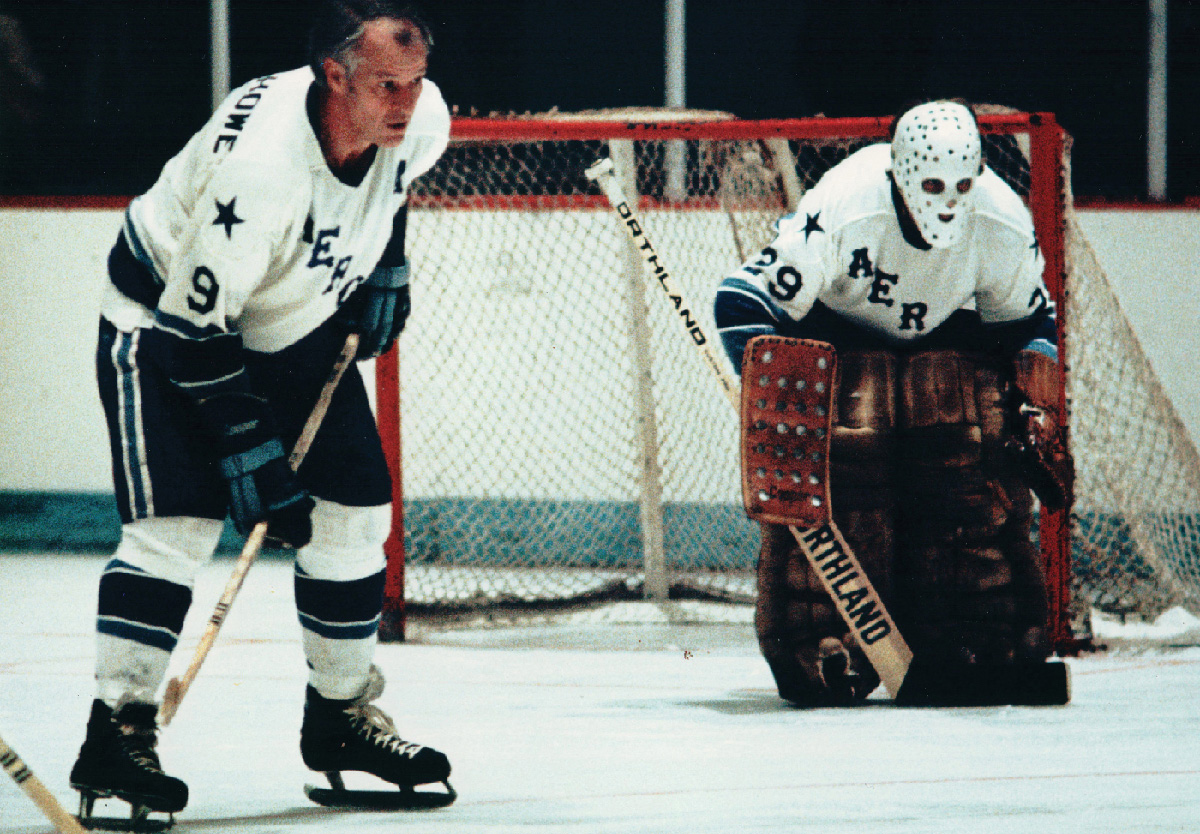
[345,704,425,758]
[344,665,424,759]
[113,713,162,772]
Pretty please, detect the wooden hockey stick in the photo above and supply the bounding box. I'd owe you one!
[584,158,913,696]
[158,332,360,726]
[0,732,89,834]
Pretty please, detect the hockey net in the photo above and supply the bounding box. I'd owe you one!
[375,110,1200,647]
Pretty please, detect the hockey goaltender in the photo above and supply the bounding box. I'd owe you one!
[715,100,1073,709]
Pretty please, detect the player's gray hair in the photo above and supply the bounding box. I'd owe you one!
[309,1,433,86]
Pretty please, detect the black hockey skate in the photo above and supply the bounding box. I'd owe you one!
[70,700,187,832]
[300,666,455,810]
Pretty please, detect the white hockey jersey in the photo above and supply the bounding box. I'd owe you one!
[720,143,1050,344]
[102,67,450,353]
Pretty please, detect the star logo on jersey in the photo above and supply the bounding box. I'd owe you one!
[803,212,824,241]
[213,198,244,239]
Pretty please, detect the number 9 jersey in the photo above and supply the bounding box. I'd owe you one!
[101,67,450,354]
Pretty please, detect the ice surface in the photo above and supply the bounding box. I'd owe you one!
[1,554,1198,833]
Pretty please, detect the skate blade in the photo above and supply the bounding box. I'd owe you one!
[894,658,1071,707]
[305,781,457,811]
[74,787,177,832]
[76,817,174,834]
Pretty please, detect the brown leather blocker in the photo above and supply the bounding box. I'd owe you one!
[740,336,837,527]
[893,350,1049,663]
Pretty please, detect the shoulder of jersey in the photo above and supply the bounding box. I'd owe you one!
[972,167,1035,238]
[779,142,892,237]
[210,68,316,174]
[409,79,451,138]
[394,78,451,179]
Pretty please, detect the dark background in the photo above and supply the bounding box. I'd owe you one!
[2,0,1198,198]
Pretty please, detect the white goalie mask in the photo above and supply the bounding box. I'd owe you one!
[890,101,983,249]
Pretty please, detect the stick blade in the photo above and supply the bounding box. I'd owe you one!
[895,658,1070,707]
[156,679,182,727]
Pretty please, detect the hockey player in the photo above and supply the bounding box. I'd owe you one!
[715,100,1067,706]
[70,1,453,825]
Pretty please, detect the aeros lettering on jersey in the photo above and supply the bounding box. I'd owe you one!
[212,76,276,154]
[308,225,365,304]
[842,247,929,332]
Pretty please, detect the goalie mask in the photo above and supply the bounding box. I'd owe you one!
[890,102,983,249]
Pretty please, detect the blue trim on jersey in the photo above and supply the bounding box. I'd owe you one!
[1023,338,1058,360]
[123,211,164,284]
[715,277,785,371]
[114,330,150,518]
[154,310,229,341]
[714,277,781,326]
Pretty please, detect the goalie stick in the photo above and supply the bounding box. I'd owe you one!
[1,732,89,834]
[158,332,360,727]
[584,157,1069,706]
[585,158,910,698]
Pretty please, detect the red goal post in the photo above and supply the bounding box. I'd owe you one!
[374,111,1200,651]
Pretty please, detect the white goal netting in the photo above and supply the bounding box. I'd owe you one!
[378,111,1200,644]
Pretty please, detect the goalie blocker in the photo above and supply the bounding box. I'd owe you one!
[740,335,1069,707]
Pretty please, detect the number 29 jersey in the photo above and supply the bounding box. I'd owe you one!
[718,143,1051,345]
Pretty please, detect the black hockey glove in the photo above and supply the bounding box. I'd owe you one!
[148,323,314,547]
[340,264,410,360]
[202,392,315,548]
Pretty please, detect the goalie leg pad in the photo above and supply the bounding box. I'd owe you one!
[753,351,898,705]
[894,351,1049,665]
[755,522,880,705]
[830,350,899,591]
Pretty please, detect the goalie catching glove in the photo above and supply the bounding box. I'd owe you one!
[1007,349,1074,512]
[339,264,411,360]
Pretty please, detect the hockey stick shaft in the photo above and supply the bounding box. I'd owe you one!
[586,160,740,411]
[585,158,912,696]
[0,733,89,834]
[158,332,360,726]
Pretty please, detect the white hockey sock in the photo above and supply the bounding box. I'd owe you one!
[95,517,223,706]
[295,500,389,700]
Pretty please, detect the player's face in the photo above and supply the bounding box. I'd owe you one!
[332,20,429,149]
